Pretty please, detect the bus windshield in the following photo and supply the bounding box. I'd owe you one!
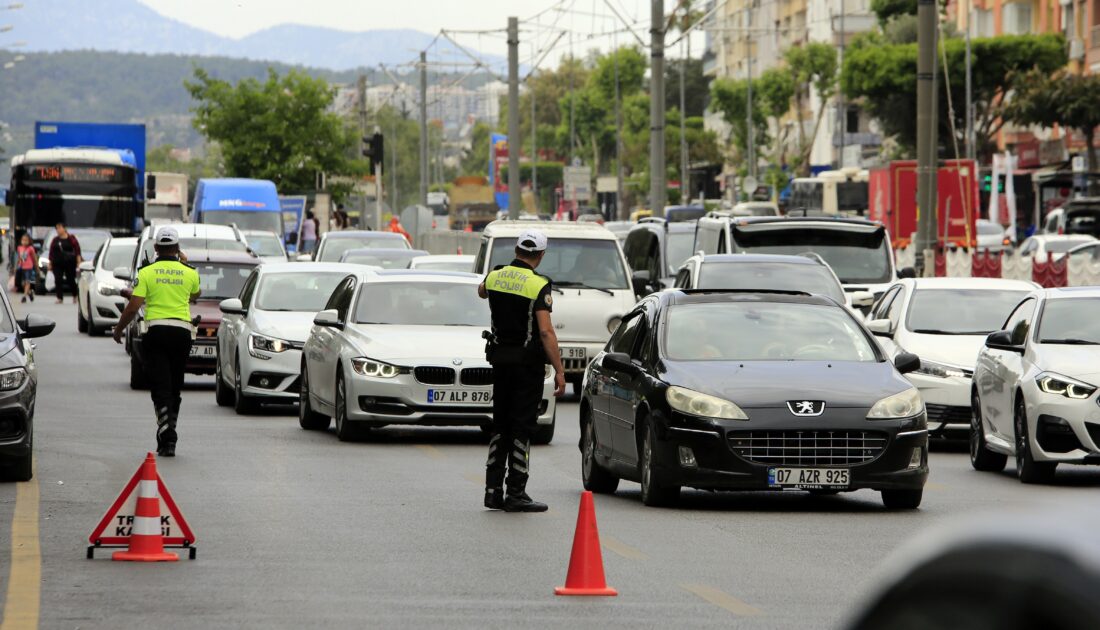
[11,161,140,234]
[200,210,283,235]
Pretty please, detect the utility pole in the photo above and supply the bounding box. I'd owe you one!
[507,16,521,218]
[964,0,974,161]
[837,1,846,168]
[419,51,429,207]
[531,80,537,213]
[569,33,576,160]
[649,0,666,212]
[745,4,755,181]
[915,0,938,273]
[679,37,688,203]
[357,75,368,151]
[614,37,625,219]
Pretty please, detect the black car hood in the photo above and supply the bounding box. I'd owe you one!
[660,360,911,409]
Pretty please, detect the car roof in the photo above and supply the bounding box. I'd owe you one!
[323,230,404,240]
[365,270,481,283]
[183,249,260,264]
[905,277,1039,291]
[144,223,239,240]
[1041,286,1100,299]
[629,219,697,234]
[1026,234,1096,242]
[697,253,821,266]
[343,248,427,256]
[709,214,883,231]
[660,289,838,308]
[410,254,474,262]
[255,262,365,275]
[482,220,615,239]
[107,236,138,246]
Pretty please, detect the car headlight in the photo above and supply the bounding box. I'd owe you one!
[351,357,401,378]
[913,359,970,379]
[867,387,924,419]
[249,333,291,353]
[0,367,27,391]
[98,284,122,297]
[1036,372,1097,399]
[666,385,748,420]
[607,316,622,334]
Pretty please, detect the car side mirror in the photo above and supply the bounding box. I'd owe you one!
[850,290,875,309]
[898,267,917,279]
[631,271,652,296]
[19,313,55,339]
[602,351,639,375]
[112,266,131,281]
[894,352,921,375]
[313,309,341,328]
[219,298,246,315]
[985,330,1023,353]
[78,261,95,273]
[867,319,894,337]
[297,253,313,262]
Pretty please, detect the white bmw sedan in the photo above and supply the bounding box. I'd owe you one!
[298,270,557,442]
[216,263,362,413]
[867,277,1038,437]
[971,287,1100,483]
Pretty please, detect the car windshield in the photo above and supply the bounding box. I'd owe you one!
[732,226,892,284]
[666,231,696,274]
[664,302,877,362]
[665,206,706,222]
[1045,238,1094,254]
[1038,298,1100,344]
[1065,208,1100,237]
[488,237,630,289]
[906,288,1031,335]
[354,282,489,326]
[194,263,255,301]
[201,210,282,235]
[836,182,869,212]
[341,250,424,269]
[977,222,1003,236]
[246,233,285,257]
[413,260,474,273]
[318,235,408,261]
[140,237,247,266]
[102,241,137,271]
[697,262,846,303]
[254,272,347,311]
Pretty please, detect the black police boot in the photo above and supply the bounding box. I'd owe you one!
[484,488,504,510]
[503,491,548,513]
[156,407,177,457]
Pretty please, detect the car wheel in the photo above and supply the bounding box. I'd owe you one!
[1014,397,1056,484]
[214,356,234,407]
[233,355,259,415]
[969,389,1007,472]
[333,371,363,441]
[531,411,555,445]
[298,362,330,430]
[129,353,148,390]
[581,413,619,494]
[640,421,679,507]
[880,488,923,509]
[77,300,88,333]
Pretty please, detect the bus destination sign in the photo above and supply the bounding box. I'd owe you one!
[26,164,129,184]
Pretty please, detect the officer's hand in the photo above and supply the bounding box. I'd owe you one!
[554,370,566,397]
[112,326,123,344]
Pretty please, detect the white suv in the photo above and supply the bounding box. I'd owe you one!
[473,221,635,392]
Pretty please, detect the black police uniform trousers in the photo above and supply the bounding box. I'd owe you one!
[144,325,193,448]
[485,360,545,495]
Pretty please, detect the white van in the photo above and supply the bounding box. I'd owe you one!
[474,221,636,391]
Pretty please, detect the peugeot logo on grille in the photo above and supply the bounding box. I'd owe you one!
[787,400,826,417]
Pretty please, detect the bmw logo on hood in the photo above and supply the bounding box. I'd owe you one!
[452,358,463,366]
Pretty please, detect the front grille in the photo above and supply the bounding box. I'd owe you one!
[728,430,888,467]
[563,357,589,373]
[414,366,455,385]
[460,368,493,386]
[925,403,971,425]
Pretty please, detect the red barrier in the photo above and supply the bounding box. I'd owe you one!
[1032,253,1068,288]
[972,250,1002,278]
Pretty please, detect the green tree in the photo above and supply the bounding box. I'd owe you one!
[756,67,796,167]
[709,77,769,167]
[460,121,493,177]
[785,42,837,175]
[871,0,918,24]
[664,58,710,118]
[146,144,226,197]
[186,67,355,191]
[1004,69,1100,181]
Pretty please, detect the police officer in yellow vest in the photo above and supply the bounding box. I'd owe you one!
[113,227,201,457]
[478,228,566,512]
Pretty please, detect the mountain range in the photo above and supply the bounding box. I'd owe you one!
[6,0,506,71]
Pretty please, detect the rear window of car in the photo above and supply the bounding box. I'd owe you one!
[696,261,846,302]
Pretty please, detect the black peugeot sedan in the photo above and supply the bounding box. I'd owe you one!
[579,290,928,509]
[0,300,55,481]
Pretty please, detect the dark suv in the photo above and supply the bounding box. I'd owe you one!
[125,249,259,389]
[622,218,699,296]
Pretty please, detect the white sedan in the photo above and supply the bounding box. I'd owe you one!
[867,277,1038,437]
[971,287,1100,483]
[1017,234,1097,261]
[299,270,557,442]
[77,236,138,336]
[215,263,361,413]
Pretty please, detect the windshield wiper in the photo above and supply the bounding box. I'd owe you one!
[911,329,989,335]
[1039,338,1100,345]
[556,281,614,295]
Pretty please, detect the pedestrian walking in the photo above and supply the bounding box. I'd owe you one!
[15,234,37,303]
[477,228,566,512]
[300,209,319,255]
[113,227,200,457]
[49,223,81,304]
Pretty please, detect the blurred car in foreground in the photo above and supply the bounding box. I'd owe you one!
[339,248,429,269]
[407,254,475,273]
[0,307,55,481]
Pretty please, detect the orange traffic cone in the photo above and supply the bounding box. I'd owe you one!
[113,453,178,562]
[554,491,617,596]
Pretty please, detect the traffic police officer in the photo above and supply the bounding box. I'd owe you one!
[113,227,200,457]
[478,228,566,512]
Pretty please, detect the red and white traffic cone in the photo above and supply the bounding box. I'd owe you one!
[555,491,617,596]
[113,453,178,562]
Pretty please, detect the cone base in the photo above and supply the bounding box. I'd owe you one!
[112,550,179,562]
[554,586,618,596]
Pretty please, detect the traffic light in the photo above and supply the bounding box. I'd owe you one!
[980,174,1004,193]
[362,133,384,175]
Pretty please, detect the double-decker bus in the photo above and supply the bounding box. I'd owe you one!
[8,148,142,247]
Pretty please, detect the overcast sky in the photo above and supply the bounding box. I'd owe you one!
[138,0,702,63]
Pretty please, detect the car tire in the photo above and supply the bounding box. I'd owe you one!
[77,300,88,333]
[333,371,364,442]
[215,357,234,407]
[581,413,619,494]
[969,390,1007,472]
[1014,397,1056,484]
[233,355,259,415]
[531,411,555,445]
[880,488,923,509]
[640,421,679,507]
[129,353,148,390]
[298,363,330,430]
[2,428,32,481]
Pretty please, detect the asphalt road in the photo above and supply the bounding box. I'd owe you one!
[2,297,1099,630]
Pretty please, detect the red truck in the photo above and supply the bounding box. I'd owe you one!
[869,159,979,249]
